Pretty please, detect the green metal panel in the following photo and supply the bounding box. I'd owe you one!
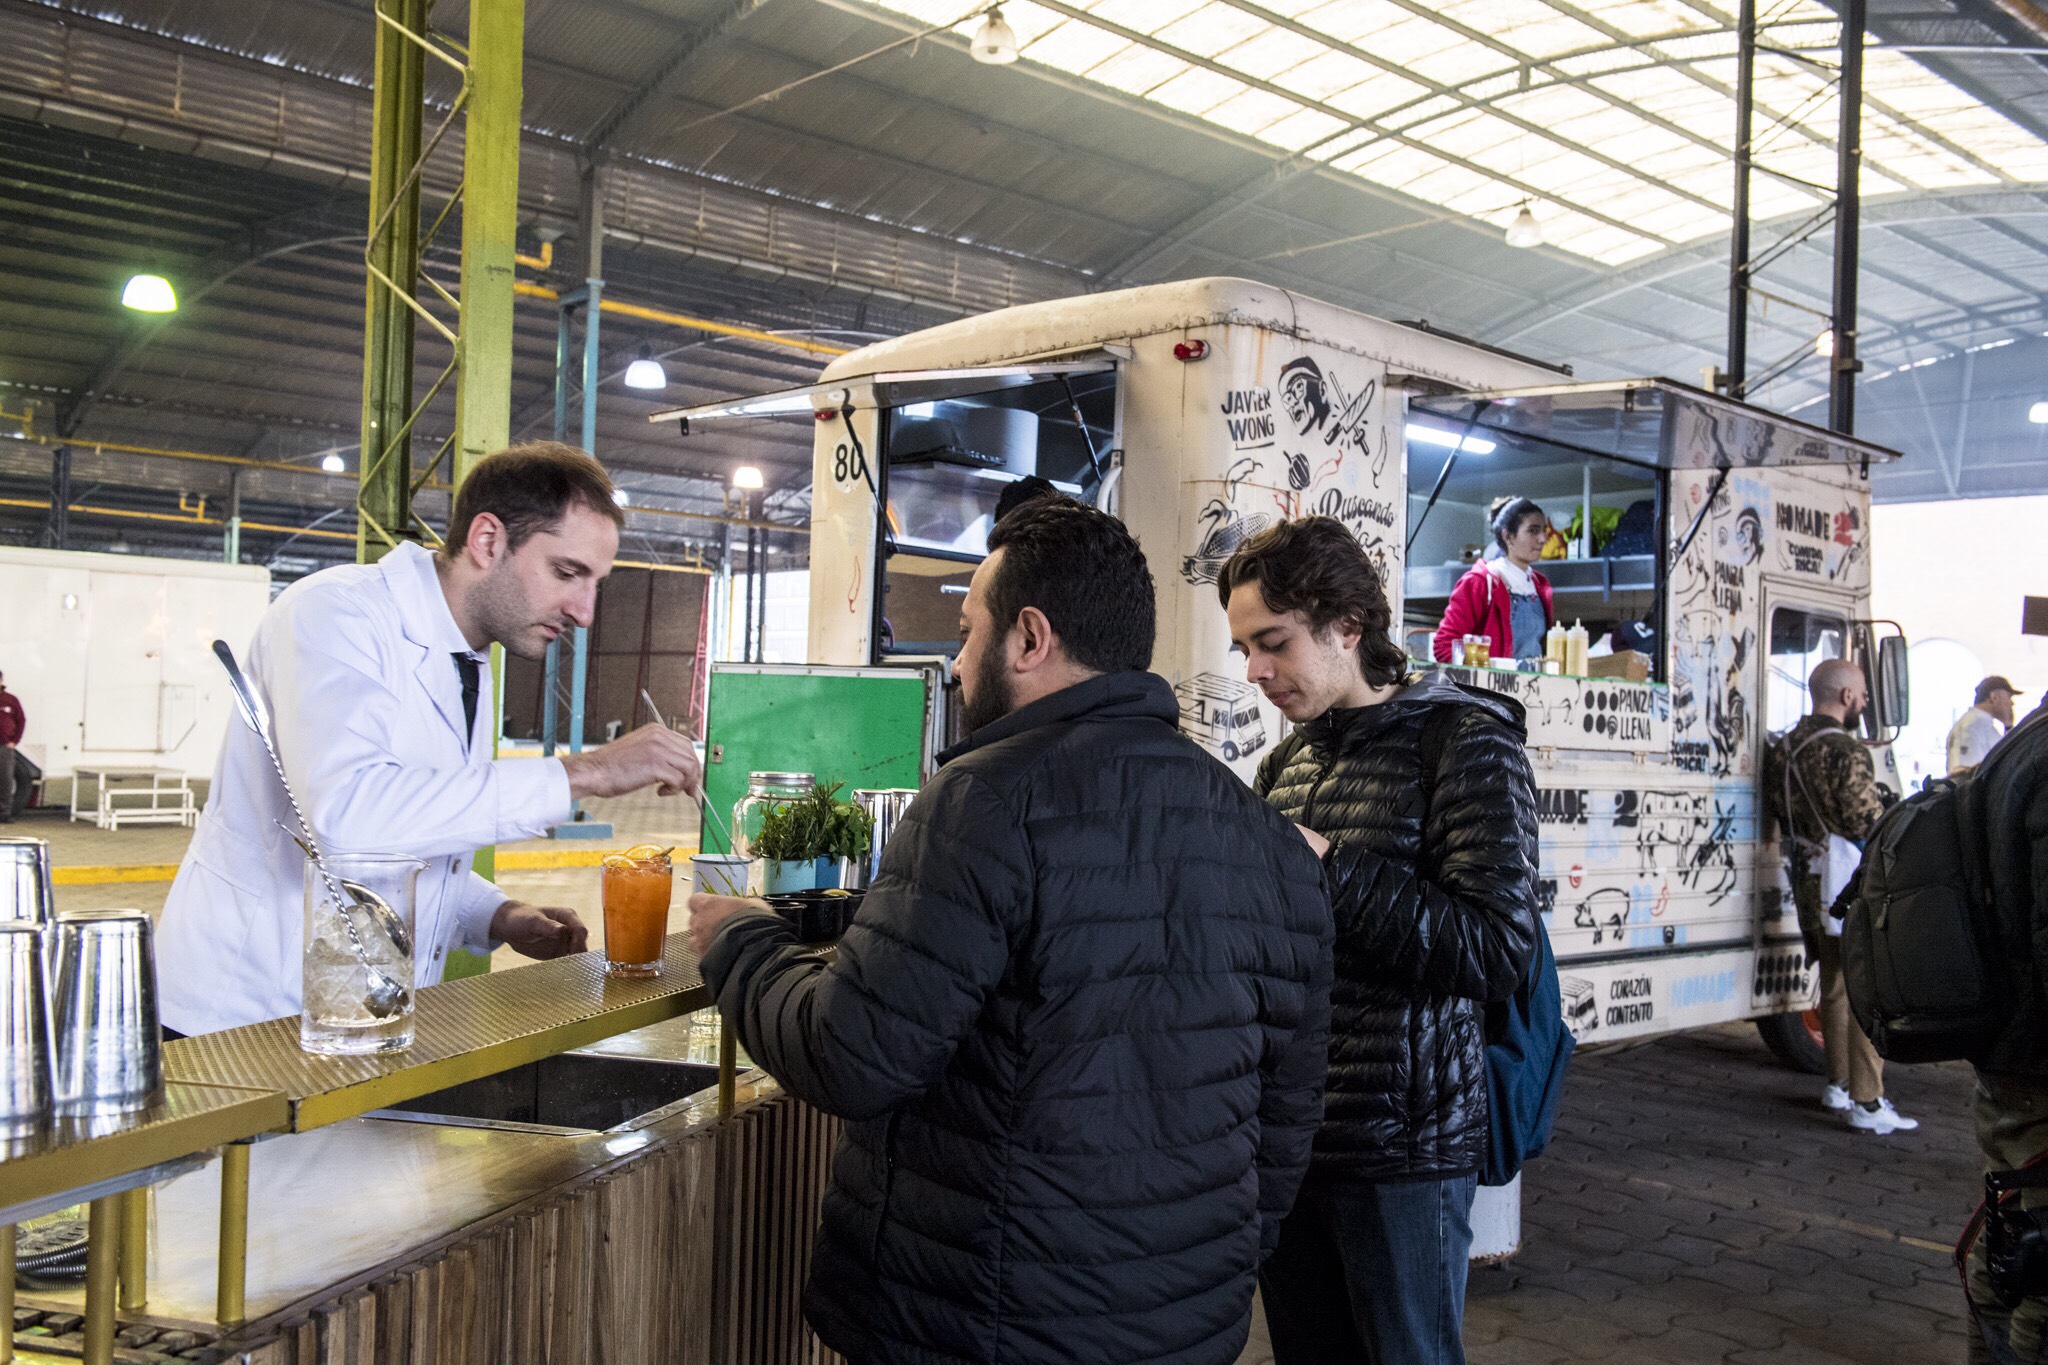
[357,0,424,564]
[454,0,525,483]
[701,666,933,855]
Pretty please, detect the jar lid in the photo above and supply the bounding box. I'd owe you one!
[747,772,815,788]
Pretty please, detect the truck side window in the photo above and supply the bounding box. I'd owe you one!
[1766,606,1847,735]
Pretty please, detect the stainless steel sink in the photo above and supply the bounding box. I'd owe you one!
[371,1053,724,1136]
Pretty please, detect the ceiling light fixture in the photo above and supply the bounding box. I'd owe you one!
[1405,422,1496,455]
[1504,203,1543,250]
[623,345,667,391]
[612,488,632,506]
[1815,330,1835,358]
[121,273,177,313]
[732,466,765,490]
[2030,402,2048,424]
[970,6,1019,64]
[320,453,346,473]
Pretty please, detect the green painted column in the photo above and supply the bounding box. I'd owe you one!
[357,0,425,564]
[448,0,527,980]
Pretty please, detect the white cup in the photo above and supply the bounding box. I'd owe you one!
[690,853,752,900]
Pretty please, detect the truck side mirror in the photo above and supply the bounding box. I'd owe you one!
[1873,633,1910,731]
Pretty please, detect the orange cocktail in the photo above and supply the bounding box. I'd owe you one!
[601,845,673,978]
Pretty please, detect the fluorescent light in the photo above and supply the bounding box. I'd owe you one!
[971,7,1019,64]
[624,351,667,390]
[1505,203,1544,249]
[1406,422,1496,455]
[732,466,765,490]
[2030,402,2048,424]
[612,488,631,506]
[319,453,346,473]
[121,274,176,313]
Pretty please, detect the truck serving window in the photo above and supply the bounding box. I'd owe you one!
[1403,427,1660,675]
[876,368,1116,660]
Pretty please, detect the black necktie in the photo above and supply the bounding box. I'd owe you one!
[454,653,480,748]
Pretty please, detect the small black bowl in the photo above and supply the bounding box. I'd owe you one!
[762,889,863,944]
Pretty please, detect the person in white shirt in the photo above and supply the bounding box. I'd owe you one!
[1949,675,2021,777]
[157,443,703,1036]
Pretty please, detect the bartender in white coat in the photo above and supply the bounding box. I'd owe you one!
[157,443,703,1035]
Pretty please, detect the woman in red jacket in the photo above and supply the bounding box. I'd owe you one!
[1432,496,1556,663]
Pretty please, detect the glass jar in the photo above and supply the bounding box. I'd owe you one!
[301,853,422,1056]
[730,772,815,862]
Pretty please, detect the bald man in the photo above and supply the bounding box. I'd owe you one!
[1766,658,1916,1133]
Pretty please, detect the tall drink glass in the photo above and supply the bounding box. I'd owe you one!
[602,846,673,978]
[301,854,421,1055]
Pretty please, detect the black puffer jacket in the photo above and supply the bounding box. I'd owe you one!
[1255,669,1538,1182]
[1975,707,2048,1076]
[703,671,1334,1365]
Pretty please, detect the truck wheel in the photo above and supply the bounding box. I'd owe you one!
[1222,741,1240,761]
[1756,1010,1827,1075]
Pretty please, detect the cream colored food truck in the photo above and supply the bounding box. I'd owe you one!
[654,276,1906,1078]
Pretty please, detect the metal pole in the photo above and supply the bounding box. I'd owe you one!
[216,1140,251,1327]
[47,447,70,550]
[224,469,242,565]
[117,1186,147,1311]
[452,0,526,486]
[357,0,425,563]
[718,1013,737,1116]
[1829,0,1865,435]
[83,1196,118,1365]
[1726,0,1756,397]
[2,1222,14,1365]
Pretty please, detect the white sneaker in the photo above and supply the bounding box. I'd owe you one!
[1846,1098,1920,1134]
[1821,1083,1853,1112]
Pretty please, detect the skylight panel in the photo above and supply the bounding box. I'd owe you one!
[1215,26,1330,82]
[1085,42,1190,94]
[1147,65,1256,116]
[1256,107,1356,150]
[1578,0,1719,40]
[1023,19,1132,75]
[1205,87,1314,138]
[1441,3,1609,61]
[995,1,1066,45]
[1086,0,1201,33]
[1279,49,1403,105]
[1154,2,1269,57]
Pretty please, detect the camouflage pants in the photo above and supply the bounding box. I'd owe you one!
[1969,1072,2048,1364]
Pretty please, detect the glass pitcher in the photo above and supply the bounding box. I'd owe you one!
[731,772,813,894]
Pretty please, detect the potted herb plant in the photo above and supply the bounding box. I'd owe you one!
[752,781,873,894]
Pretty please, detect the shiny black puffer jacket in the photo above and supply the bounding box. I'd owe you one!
[1255,669,1539,1182]
[704,672,1334,1365]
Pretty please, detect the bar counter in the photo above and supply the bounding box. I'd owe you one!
[4,935,846,1365]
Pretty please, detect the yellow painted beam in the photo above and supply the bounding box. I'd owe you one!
[50,847,704,885]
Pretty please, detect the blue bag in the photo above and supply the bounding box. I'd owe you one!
[1480,921,1574,1186]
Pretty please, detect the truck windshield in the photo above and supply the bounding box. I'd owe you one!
[1766,604,1849,735]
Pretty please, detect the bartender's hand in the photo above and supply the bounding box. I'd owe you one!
[1294,823,1330,858]
[490,901,589,959]
[688,893,771,957]
[560,724,703,800]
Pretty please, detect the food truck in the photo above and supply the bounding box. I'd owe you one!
[655,275,1907,1080]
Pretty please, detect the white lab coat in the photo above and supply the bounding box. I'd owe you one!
[157,543,572,1034]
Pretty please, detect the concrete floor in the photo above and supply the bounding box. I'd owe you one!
[1237,1023,1977,1365]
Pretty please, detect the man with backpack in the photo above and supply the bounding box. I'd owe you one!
[1219,516,1541,1365]
[1764,657,1917,1134]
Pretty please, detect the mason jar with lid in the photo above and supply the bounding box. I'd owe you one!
[731,772,815,863]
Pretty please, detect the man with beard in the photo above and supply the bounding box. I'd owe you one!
[687,497,1334,1365]
[156,443,702,1036]
[1763,657,1916,1133]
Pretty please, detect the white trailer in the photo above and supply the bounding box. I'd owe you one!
[0,546,270,798]
[652,272,1905,1079]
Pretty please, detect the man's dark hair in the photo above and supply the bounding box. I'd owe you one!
[993,475,1058,525]
[983,496,1154,674]
[442,442,623,558]
[1216,516,1408,688]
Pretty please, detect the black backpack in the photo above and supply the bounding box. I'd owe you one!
[1841,763,2003,1064]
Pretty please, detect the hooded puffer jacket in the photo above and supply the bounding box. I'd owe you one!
[704,671,1335,1365]
[1255,669,1539,1181]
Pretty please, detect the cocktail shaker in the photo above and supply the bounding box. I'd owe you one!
[0,835,55,927]
[842,789,918,890]
[48,910,163,1118]
[0,921,52,1135]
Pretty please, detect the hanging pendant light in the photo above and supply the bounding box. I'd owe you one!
[624,344,668,390]
[121,273,177,313]
[1504,202,1543,249]
[971,6,1019,64]
[320,453,346,473]
[732,466,765,490]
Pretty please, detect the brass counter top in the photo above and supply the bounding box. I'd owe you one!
[0,1083,289,1223]
[164,934,715,1131]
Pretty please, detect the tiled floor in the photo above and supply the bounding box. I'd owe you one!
[1238,1023,1978,1364]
